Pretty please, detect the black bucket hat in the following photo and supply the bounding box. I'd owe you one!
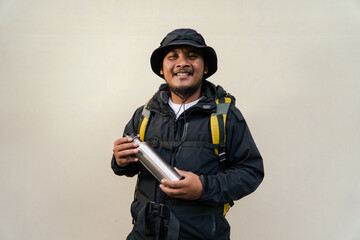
[150,28,218,79]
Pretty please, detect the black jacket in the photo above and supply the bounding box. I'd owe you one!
[112,80,264,239]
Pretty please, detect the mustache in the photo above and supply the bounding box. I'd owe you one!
[172,69,194,75]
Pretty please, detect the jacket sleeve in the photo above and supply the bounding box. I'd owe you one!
[200,105,264,205]
[111,106,144,177]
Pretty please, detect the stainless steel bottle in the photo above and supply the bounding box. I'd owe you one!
[126,134,181,182]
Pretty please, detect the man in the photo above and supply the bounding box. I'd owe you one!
[112,28,264,240]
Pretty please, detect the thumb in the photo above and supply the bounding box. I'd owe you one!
[174,167,187,177]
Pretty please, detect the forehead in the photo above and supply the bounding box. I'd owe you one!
[163,45,204,55]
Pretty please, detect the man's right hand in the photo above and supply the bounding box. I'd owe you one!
[113,137,139,167]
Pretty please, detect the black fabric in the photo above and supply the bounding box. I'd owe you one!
[111,80,264,239]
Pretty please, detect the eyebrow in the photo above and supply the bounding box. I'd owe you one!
[166,48,202,55]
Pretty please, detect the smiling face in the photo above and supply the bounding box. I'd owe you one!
[160,46,208,103]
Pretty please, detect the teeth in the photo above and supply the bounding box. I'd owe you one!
[177,73,189,76]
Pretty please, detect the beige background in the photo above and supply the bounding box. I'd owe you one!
[1,0,359,239]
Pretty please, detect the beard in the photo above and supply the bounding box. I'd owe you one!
[167,80,202,100]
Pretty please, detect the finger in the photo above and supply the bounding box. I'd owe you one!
[113,141,138,153]
[114,137,133,146]
[174,168,188,177]
[116,155,139,167]
[161,178,185,189]
[116,148,139,158]
[160,184,185,197]
[123,156,139,163]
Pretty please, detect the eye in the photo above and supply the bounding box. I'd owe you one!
[188,52,200,60]
[166,52,178,60]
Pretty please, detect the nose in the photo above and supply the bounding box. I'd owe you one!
[176,55,190,68]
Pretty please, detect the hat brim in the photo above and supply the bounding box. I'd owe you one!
[150,40,217,79]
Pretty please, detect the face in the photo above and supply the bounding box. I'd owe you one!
[160,46,208,101]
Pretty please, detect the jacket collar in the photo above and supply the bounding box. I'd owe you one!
[147,80,227,113]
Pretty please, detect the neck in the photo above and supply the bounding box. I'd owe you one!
[170,87,202,104]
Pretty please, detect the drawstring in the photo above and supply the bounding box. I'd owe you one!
[173,98,187,119]
[170,89,189,148]
[181,100,188,141]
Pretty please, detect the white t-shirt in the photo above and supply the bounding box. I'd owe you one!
[168,98,201,119]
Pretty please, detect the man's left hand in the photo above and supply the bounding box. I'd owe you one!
[159,168,203,200]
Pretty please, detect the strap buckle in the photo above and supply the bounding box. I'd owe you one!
[148,201,166,218]
[218,151,227,162]
[218,143,227,162]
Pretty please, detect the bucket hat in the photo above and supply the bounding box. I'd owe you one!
[150,28,217,79]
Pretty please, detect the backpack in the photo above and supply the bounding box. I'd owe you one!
[137,95,233,216]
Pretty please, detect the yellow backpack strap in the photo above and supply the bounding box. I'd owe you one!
[210,96,232,162]
[210,96,232,216]
[223,202,231,216]
[138,99,151,141]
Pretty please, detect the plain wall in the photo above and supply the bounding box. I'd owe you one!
[1,0,359,239]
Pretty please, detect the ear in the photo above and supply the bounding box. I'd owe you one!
[160,64,164,75]
[204,63,208,75]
